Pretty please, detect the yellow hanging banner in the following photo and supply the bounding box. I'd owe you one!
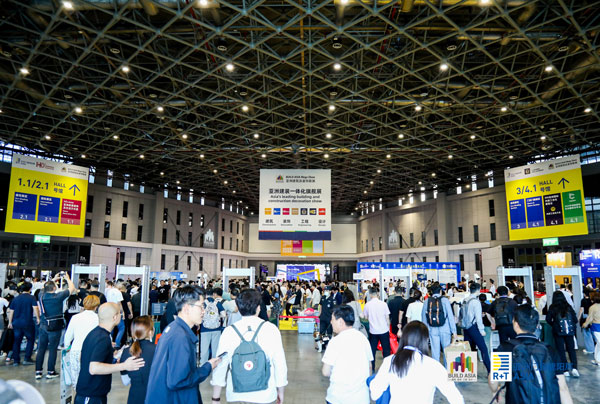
[504,155,587,241]
[5,154,89,238]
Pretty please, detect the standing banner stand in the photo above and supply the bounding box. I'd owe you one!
[223,267,255,293]
[497,266,535,303]
[70,264,107,294]
[544,266,584,346]
[116,265,150,316]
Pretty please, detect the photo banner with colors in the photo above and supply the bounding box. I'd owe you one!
[259,169,331,240]
[504,155,587,241]
[5,154,89,238]
[280,240,325,256]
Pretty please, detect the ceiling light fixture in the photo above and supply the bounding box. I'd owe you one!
[328,104,336,112]
[261,153,266,158]
[369,181,374,185]
[74,106,83,114]
[20,67,30,75]
[448,154,453,159]
[232,190,236,194]
[81,154,86,159]
[216,38,228,51]
[325,133,332,139]
[398,133,405,139]
[198,0,209,6]
[377,169,381,173]
[224,180,228,185]
[479,0,491,5]
[501,106,508,112]
[415,105,422,112]
[363,190,367,194]
[113,135,119,140]
[63,1,74,9]
[386,154,391,159]
[332,36,342,49]
[176,180,180,184]
[139,154,144,159]
[160,172,164,176]
[333,62,342,71]
[431,173,436,177]
[584,107,592,113]
[324,153,329,159]
[225,63,235,72]
[213,169,218,173]
[242,105,249,112]
[470,134,476,139]
[44,135,51,140]
[440,62,449,71]
[200,154,205,158]
[121,65,130,73]
[253,133,259,139]
[544,65,553,72]
[182,134,188,139]
[508,154,514,159]
[540,135,547,140]
[157,106,164,112]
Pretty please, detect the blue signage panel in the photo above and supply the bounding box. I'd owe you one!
[509,199,527,230]
[356,262,461,282]
[580,250,600,287]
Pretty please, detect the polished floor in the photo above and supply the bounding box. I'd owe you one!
[0,332,598,404]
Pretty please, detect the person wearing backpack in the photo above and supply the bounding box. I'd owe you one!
[460,283,490,373]
[490,286,518,343]
[200,288,227,365]
[546,291,579,378]
[211,289,288,404]
[420,284,456,365]
[489,305,574,404]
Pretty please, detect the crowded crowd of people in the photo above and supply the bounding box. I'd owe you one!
[0,272,597,404]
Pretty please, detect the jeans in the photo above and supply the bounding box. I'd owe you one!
[594,331,600,363]
[74,394,107,404]
[368,332,391,371]
[36,326,61,372]
[463,324,490,373]
[200,330,221,364]
[553,333,577,370]
[429,330,452,366]
[497,324,516,344]
[582,326,596,353]
[114,319,125,348]
[12,325,35,363]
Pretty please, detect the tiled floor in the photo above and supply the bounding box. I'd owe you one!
[0,332,597,403]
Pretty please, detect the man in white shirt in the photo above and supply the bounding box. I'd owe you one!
[322,305,373,404]
[211,289,287,404]
[105,281,125,348]
[362,289,391,371]
[488,279,496,296]
[311,285,321,309]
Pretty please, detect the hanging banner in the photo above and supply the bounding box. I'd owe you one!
[504,155,587,241]
[5,154,89,238]
[280,240,325,256]
[259,169,331,240]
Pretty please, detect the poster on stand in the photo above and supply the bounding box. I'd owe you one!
[6,154,89,238]
[259,169,331,240]
[504,155,587,240]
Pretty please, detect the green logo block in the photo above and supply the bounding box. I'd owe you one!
[562,190,584,224]
[302,240,313,253]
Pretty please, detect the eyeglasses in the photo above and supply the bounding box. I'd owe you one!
[192,303,205,310]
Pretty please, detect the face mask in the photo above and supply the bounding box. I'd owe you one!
[324,291,331,297]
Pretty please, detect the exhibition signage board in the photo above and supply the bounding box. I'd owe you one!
[259,169,331,240]
[34,235,51,243]
[580,250,600,287]
[6,154,89,238]
[546,252,572,268]
[280,240,325,256]
[356,261,461,283]
[543,237,559,246]
[504,155,587,241]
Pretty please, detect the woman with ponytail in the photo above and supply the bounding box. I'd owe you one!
[120,316,156,404]
[369,321,464,404]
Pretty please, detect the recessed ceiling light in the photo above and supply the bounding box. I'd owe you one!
[363,190,367,194]
[501,106,508,112]
[74,106,83,114]
[232,190,236,194]
[160,172,164,176]
[113,135,119,140]
[121,65,130,73]
[324,153,329,159]
[139,154,144,159]
[328,104,336,112]
[62,1,74,9]
[448,154,453,159]
[540,135,546,140]
[415,105,422,112]
[470,134,476,139]
[418,181,422,185]
[44,135,51,140]
[398,133,404,139]
[509,155,514,159]
[81,154,86,158]
[224,180,228,185]
[440,62,449,71]
[377,169,381,173]
[333,62,342,71]
[325,133,332,139]
[261,153,266,158]
[431,173,436,177]
[584,107,592,113]
[176,180,180,184]
[157,106,164,112]
[225,63,235,72]
[182,134,188,139]
[213,169,218,173]
[386,154,391,159]
[200,154,205,158]
[544,65,553,72]
[242,105,249,112]
[20,67,30,75]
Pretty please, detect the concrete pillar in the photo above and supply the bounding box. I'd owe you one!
[150,192,165,271]
[436,192,450,261]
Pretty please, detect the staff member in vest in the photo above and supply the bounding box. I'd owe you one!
[490,286,518,343]
[145,286,221,404]
[211,289,288,404]
[36,272,75,379]
[421,285,456,365]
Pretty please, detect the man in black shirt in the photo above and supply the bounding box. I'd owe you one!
[387,287,405,336]
[131,291,142,319]
[490,286,518,343]
[89,280,107,305]
[76,303,144,404]
[77,280,90,304]
[157,280,170,303]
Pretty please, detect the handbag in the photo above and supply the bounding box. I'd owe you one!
[39,295,65,332]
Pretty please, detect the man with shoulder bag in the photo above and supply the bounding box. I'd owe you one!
[35,271,75,380]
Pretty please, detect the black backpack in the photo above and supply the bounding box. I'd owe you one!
[426,296,446,327]
[506,338,560,404]
[555,310,575,336]
[495,298,512,326]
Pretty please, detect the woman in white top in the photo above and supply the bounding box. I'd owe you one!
[405,290,424,323]
[63,294,100,386]
[343,289,367,337]
[369,321,464,404]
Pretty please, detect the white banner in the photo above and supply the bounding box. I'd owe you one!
[259,169,331,240]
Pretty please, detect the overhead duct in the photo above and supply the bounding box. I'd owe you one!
[500,3,537,46]
[139,0,159,16]
[335,0,528,7]
[30,0,220,11]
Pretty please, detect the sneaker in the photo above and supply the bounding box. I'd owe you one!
[583,349,592,355]
[5,357,12,363]
[22,360,34,366]
[591,360,599,366]
[571,369,580,378]
[46,371,59,379]
[35,371,43,380]
[11,362,19,367]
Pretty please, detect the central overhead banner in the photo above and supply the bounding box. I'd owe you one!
[504,155,587,241]
[259,169,331,240]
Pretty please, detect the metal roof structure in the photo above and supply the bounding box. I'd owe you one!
[1,0,599,214]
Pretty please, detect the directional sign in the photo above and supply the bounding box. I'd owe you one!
[5,154,89,238]
[504,155,587,240]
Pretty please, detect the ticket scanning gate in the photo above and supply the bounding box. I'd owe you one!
[223,267,255,293]
[71,264,107,294]
[116,265,150,316]
[497,266,535,302]
[544,266,584,345]
[380,268,413,300]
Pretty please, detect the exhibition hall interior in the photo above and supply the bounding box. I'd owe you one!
[1,0,600,403]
